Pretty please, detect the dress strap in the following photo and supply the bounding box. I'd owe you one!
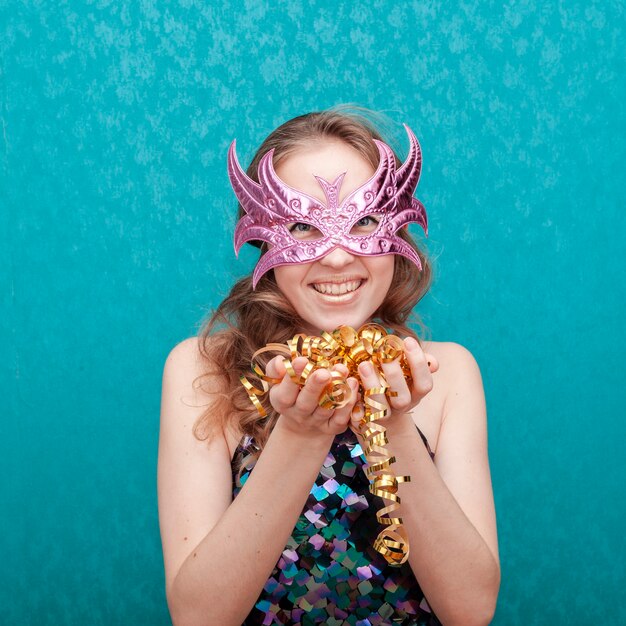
[416,425,435,458]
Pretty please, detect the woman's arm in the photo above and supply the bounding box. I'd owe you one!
[158,339,356,626]
[359,341,500,626]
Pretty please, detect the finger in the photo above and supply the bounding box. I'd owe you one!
[295,368,333,415]
[268,356,310,411]
[349,394,365,431]
[380,359,412,409]
[404,337,434,398]
[330,377,359,429]
[358,360,390,416]
[265,355,286,380]
[266,355,308,380]
[331,362,349,377]
[357,360,381,388]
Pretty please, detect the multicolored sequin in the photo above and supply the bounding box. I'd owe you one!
[232,428,441,625]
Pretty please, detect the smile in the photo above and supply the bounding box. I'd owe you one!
[310,279,364,295]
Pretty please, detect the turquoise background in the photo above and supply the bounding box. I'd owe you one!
[2,1,624,624]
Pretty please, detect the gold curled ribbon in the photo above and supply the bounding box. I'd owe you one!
[240,323,413,566]
[361,383,411,566]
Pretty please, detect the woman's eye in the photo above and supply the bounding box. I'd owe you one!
[350,215,380,234]
[289,223,311,233]
[287,222,323,240]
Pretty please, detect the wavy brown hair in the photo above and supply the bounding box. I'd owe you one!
[193,106,433,451]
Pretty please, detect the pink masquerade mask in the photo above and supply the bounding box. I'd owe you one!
[228,124,428,288]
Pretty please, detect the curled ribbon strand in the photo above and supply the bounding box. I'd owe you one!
[240,323,413,566]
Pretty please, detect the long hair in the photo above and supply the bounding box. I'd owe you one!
[193,106,433,451]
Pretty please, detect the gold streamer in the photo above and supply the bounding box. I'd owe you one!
[240,324,414,566]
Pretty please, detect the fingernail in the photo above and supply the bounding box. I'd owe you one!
[360,362,373,376]
[405,337,419,351]
[316,369,330,382]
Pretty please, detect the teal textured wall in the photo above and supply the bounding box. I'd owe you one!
[2,1,624,624]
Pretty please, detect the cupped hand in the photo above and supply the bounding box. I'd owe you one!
[351,336,438,430]
[266,356,359,438]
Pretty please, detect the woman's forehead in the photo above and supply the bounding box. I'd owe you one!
[274,140,376,205]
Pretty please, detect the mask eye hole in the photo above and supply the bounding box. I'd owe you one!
[349,215,380,236]
[287,222,324,240]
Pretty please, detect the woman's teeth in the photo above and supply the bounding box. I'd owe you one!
[311,280,362,295]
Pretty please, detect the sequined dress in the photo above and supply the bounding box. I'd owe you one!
[232,428,441,626]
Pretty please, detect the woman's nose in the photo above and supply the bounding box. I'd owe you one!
[319,246,355,268]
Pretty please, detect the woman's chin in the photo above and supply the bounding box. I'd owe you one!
[302,314,371,335]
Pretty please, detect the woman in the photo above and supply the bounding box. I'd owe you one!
[158,108,500,625]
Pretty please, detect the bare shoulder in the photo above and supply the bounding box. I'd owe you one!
[421,339,488,452]
[422,340,483,398]
[161,335,241,457]
[163,336,210,389]
[159,335,225,455]
[422,339,481,368]
[164,335,200,363]
[412,341,483,452]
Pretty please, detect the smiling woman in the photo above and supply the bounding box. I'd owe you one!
[157,107,500,626]
[272,138,396,332]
